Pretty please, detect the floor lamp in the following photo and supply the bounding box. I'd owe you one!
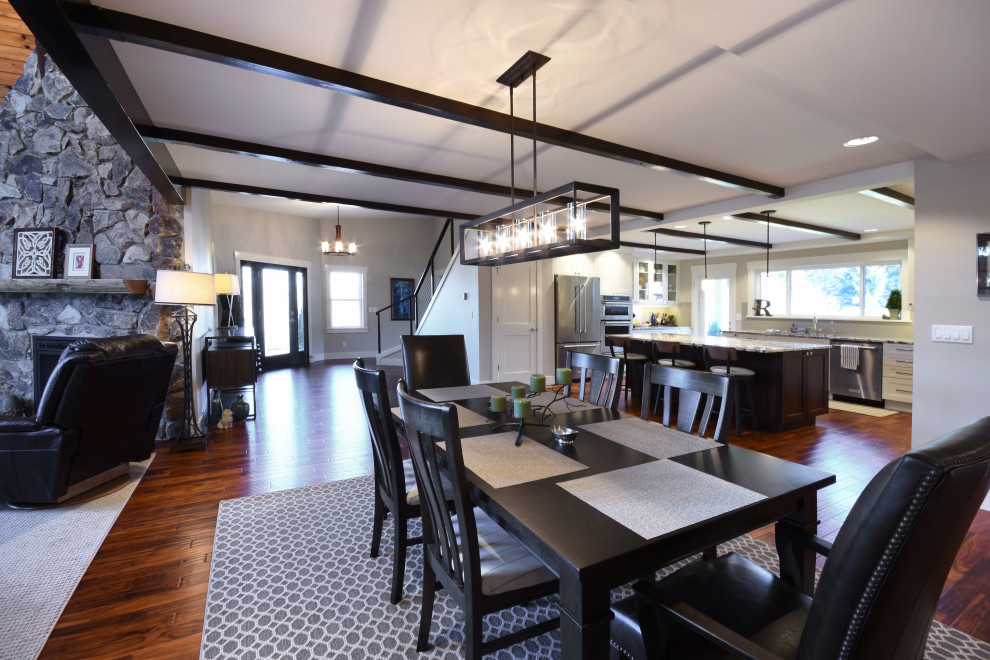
[214,273,240,334]
[155,269,217,450]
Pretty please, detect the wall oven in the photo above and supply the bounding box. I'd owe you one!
[601,294,633,353]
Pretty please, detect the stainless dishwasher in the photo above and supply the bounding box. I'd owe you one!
[830,340,883,402]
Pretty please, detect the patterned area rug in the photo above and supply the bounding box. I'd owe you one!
[829,399,899,417]
[202,474,990,659]
[0,457,153,660]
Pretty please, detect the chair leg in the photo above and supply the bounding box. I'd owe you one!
[464,601,484,660]
[733,386,742,437]
[417,562,436,652]
[744,381,759,433]
[370,493,385,558]
[389,513,408,604]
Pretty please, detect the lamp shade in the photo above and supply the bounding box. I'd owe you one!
[214,273,240,296]
[154,270,217,306]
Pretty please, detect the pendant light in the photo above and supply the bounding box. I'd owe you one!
[700,220,712,290]
[322,205,356,256]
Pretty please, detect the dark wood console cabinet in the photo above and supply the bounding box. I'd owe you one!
[204,335,258,419]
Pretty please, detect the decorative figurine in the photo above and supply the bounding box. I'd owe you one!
[216,409,234,430]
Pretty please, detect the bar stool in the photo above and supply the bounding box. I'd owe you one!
[607,337,650,403]
[652,341,696,416]
[703,346,758,436]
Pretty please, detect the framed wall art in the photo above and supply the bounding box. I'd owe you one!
[64,244,95,279]
[390,277,414,321]
[12,227,56,279]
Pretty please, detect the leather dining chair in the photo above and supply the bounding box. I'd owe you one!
[609,416,990,660]
[565,350,624,410]
[400,334,471,391]
[641,364,733,443]
[353,358,429,604]
[396,380,560,658]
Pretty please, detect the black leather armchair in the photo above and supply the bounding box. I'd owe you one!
[610,416,990,659]
[0,335,178,506]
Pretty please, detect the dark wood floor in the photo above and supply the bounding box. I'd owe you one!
[39,360,990,658]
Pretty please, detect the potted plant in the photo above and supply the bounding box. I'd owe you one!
[885,289,902,320]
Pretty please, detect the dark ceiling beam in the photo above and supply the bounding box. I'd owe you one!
[858,187,915,209]
[618,241,705,256]
[65,4,785,199]
[728,212,861,240]
[9,0,183,204]
[138,125,662,221]
[649,227,770,249]
[172,177,478,220]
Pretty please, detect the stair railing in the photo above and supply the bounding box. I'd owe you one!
[375,218,455,353]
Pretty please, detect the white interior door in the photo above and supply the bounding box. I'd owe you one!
[494,262,538,382]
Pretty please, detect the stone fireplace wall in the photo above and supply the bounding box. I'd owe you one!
[0,51,185,437]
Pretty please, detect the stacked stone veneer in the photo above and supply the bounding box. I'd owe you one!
[0,51,185,438]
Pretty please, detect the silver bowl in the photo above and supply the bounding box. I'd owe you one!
[550,425,578,444]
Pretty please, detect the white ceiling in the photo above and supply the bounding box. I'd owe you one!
[76,0,990,258]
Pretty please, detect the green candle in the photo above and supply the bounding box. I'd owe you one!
[556,368,572,386]
[513,397,532,418]
[530,374,546,393]
[490,394,507,412]
[511,385,526,399]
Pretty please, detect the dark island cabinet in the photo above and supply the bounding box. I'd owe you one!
[780,350,829,425]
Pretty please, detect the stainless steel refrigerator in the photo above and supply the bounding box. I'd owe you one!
[555,274,602,368]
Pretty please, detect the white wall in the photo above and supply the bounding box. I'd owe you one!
[417,257,492,383]
[913,155,990,510]
[181,188,217,419]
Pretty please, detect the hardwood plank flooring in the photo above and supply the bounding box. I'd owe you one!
[37,360,990,658]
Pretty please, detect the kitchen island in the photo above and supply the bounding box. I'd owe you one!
[613,333,830,431]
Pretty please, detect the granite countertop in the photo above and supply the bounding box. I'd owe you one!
[724,330,913,345]
[614,333,830,353]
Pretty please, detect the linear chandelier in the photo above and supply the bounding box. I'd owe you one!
[322,205,356,256]
[460,51,619,266]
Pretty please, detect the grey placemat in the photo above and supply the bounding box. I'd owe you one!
[579,417,719,459]
[445,432,588,489]
[558,460,767,539]
[392,403,491,428]
[529,391,600,414]
[418,384,505,402]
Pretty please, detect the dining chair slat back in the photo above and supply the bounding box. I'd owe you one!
[353,358,422,604]
[566,350,625,410]
[642,364,734,442]
[396,380,559,658]
[401,334,471,391]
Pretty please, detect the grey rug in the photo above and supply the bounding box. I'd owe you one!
[0,457,153,660]
[202,474,990,659]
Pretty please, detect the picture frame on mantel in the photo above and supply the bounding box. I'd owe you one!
[978,233,990,295]
[64,244,95,279]
[11,227,57,279]
[390,277,414,320]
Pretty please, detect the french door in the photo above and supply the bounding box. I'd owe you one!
[241,261,309,370]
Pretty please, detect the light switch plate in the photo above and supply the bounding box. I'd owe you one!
[932,325,974,343]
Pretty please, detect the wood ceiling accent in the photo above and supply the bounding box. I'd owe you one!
[727,212,861,240]
[649,226,770,250]
[0,1,34,99]
[139,125,663,221]
[618,241,704,256]
[64,4,786,199]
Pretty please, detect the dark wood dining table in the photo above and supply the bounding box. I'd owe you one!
[406,382,836,659]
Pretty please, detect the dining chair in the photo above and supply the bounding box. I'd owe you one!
[641,364,733,442]
[400,334,471,391]
[565,350,624,410]
[609,416,990,660]
[650,340,696,416]
[353,358,426,604]
[607,337,651,404]
[396,379,560,658]
[703,346,758,435]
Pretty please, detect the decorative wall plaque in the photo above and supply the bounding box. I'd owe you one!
[978,233,990,296]
[12,227,56,279]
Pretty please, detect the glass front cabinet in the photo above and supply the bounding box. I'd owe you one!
[635,259,677,304]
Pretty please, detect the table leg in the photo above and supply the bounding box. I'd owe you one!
[558,570,612,660]
[775,490,818,595]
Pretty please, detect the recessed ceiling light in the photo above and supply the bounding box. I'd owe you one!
[843,135,879,147]
[674,225,686,229]
[864,228,879,233]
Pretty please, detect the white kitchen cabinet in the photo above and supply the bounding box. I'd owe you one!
[634,259,678,304]
[597,250,632,294]
[882,342,913,404]
[553,252,598,277]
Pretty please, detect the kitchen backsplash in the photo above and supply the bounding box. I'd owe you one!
[633,305,687,326]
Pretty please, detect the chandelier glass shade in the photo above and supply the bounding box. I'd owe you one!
[322,206,356,256]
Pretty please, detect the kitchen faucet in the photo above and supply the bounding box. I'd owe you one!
[813,313,820,336]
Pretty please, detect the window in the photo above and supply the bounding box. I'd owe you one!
[325,265,367,331]
[755,260,901,318]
